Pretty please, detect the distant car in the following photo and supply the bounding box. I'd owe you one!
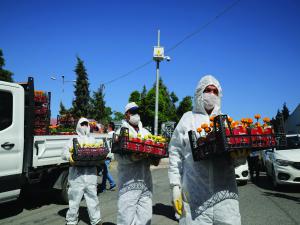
[264,134,300,188]
[235,160,249,185]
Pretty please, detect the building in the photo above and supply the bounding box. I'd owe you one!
[284,104,300,134]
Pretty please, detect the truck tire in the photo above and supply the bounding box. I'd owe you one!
[61,174,69,204]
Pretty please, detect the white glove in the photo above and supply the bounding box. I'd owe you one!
[172,185,182,216]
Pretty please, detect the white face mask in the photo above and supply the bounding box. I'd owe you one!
[81,126,89,135]
[203,93,218,111]
[129,114,140,126]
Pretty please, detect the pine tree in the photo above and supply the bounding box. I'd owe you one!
[90,84,110,123]
[281,102,289,122]
[59,102,68,115]
[0,49,13,82]
[72,57,90,118]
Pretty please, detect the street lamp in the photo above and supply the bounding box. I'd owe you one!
[50,75,76,102]
[153,30,171,135]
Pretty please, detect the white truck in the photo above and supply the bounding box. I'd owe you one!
[0,77,106,204]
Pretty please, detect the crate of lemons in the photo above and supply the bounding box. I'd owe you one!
[69,138,109,166]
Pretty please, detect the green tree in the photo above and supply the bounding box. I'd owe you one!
[143,78,177,132]
[129,90,141,103]
[177,96,193,120]
[113,111,124,121]
[139,85,147,123]
[72,57,91,118]
[281,102,289,122]
[59,102,68,115]
[90,84,112,123]
[0,49,13,82]
[170,92,178,105]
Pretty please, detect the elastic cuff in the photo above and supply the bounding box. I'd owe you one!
[170,183,181,188]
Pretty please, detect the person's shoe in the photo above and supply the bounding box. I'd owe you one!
[109,184,116,191]
[96,221,103,225]
[99,188,106,193]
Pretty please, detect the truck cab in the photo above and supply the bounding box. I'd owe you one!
[0,81,25,203]
[0,78,77,204]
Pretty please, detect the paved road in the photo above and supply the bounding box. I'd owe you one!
[0,167,299,225]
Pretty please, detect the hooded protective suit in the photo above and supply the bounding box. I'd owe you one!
[62,118,101,225]
[115,120,152,225]
[168,75,241,225]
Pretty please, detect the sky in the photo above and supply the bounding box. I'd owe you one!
[1,0,300,122]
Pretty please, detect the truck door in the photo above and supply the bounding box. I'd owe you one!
[0,82,24,202]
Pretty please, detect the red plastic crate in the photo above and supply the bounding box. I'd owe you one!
[112,128,168,158]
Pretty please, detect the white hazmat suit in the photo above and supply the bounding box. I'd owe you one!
[116,119,153,225]
[168,75,241,225]
[62,118,102,225]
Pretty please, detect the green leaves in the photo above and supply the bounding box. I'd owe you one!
[0,49,13,82]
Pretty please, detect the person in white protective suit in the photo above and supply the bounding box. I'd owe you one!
[168,75,245,225]
[116,102,159,225]
[62,117,102,225]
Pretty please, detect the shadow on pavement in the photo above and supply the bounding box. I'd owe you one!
[58,207,89,224]
[0,200,23,219]
[252,175,300,193]
[153,203,178,221]
[0,185,65,220]
[58,207,116,225]
[263,192,300,204]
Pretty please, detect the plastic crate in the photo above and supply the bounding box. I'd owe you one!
[71,138,109,166]
[188,115,279,161]
[112,127,168,158]
[34,107,48,115]
[34,95,48,103]
[34,128,48,135]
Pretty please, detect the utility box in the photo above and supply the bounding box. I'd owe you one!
[153,46,165,61]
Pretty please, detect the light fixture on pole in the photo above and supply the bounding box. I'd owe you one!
[153,30,171,135]
[50,75,76,103]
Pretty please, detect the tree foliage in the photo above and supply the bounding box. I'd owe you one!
[72,57,91,118]
[113,111,124,121]
[271,103,290,133]
[282,102,289,122]
[90,84,112,124]
[0,49,13,82]
[59,102,68,115]
[127,78,191,132]
[129,90,141,103]
[177,96,193,119]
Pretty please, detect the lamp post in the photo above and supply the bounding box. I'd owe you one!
[152,30,171,135]
[51,75,76,103]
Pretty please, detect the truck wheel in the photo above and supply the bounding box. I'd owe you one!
[61,175,69,204]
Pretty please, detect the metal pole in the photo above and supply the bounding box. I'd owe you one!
[62,75,65,93]
[154,30,160,135]
[154,61,160,135]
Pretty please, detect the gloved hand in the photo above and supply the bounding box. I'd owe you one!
[172,185,182,216]
[150,157,160,166]
[69,155,75,166]
[229,149,250,160]
[230,149,250,167]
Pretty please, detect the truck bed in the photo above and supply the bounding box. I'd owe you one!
[33,133,108,168]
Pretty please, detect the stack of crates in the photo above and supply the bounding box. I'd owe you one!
[33,91,50,135]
